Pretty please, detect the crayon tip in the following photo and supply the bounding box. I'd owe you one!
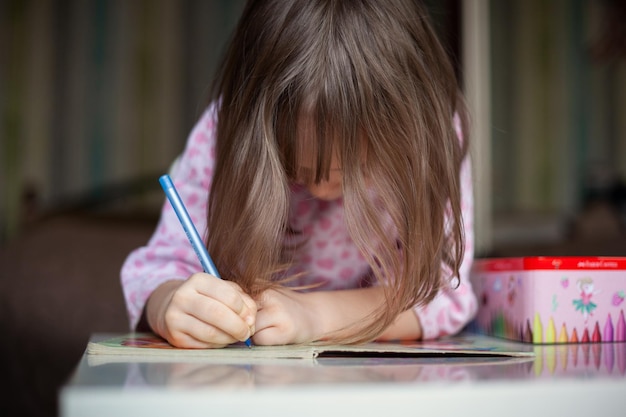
[245,338,253,348]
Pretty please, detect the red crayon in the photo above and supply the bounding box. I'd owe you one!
[581,328,591,343]
[592,322,602,343]
[604,314,614,342]
[616,310,626,342]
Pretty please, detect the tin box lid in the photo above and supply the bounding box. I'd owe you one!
[473,256,626,272]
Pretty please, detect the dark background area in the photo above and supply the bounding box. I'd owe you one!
[0,212,156,416]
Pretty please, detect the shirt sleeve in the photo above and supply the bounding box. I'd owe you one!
[413,119,478,340]
[120,103,218,330]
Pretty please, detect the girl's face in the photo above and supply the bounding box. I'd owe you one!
[303,160,344,201]
[295,115,344,201]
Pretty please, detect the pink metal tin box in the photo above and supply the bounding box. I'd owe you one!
[470,257,626,344]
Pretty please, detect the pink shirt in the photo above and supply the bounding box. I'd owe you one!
[120,103,477,339]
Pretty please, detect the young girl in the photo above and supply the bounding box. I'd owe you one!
[121,0,477,348]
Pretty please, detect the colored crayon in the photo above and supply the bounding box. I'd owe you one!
[524,319,533,343]
[159,175,253,348]
[604,314,614,342]
[616,310,626,342]
[533,313,543,344]
[558,323,568,343]
[581,328,590,343]
[592,321,602,343]
[545,317,556,343]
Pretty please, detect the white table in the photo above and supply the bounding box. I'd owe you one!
[60,335,626,417]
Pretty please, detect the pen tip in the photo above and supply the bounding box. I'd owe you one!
[245,339,253,348]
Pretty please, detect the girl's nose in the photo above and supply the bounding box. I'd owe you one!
[307,182,343,201]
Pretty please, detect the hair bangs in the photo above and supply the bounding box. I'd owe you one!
[275,81,364,187]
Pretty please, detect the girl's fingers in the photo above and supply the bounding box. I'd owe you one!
[175,315,241,348]
[164,305,245,348]
[168,274,255,343]
[183,294,253,342]
[239,291,258,333]
[166,329,228,349]
[189,274,256,317]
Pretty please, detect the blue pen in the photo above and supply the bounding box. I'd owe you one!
[159,174,253,348]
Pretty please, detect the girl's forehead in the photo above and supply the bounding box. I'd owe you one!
[289,108,367,175]
[294,113,338,153]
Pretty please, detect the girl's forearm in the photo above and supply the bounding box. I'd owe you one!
[305,287,422,341]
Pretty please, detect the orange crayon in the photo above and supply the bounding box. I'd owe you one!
[570,328,579,343]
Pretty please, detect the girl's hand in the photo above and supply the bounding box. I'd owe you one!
[252,288,320,345]
[251,287,422,345]
[146,273,257,348]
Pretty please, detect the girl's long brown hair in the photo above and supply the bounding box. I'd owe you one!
[207,0,469,344]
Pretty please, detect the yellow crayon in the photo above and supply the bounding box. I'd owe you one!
[533,313,543,344]
[545,317,556,343]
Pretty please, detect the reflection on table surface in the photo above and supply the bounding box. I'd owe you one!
[76,342,626,390]
[533,342,626,377]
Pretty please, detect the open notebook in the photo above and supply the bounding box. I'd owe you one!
[87,332,534,361]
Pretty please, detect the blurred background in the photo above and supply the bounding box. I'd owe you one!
[1,0,625,416]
